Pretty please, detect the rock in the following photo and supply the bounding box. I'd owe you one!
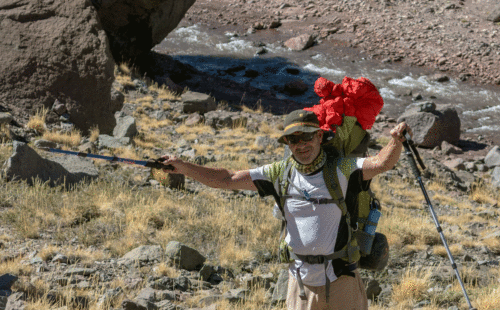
[98,134,132,149]
[121,299,148,310]
[284,34,315,51]
[485,146,500,168]
[51,254,69,264]
[64,268,97,277]
[429,73,450,82]
[0,0,121,134]
[33,139,58,150]
[397,105,461,148]
[52,100,67,115]
[5,292,25,310]
[136,287,156,309]
[159,173,185,190]
[486,5,500,22]
[0,113,13,125]
[113,114,138,138]
[0,274,18,291]
[271,269,288,304]
[3,141,98,188]
[223,288,249,302]
[181,92,216,114]
[164,241,206,271]
[491,167,500,188]
[97,287,123,308]
[119,245,164,266]
[441,141,463,155]
[95,0,196,61]
[185,113,203,126]
[269,19,282,29]
[204,111,248,129]
[365,279,382,300]
[283,79,309,95]
[199,264,216,282]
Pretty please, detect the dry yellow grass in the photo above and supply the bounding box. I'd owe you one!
[392,267,432,306]
[42,129,82,147]
[89,125,100,142]
[432,244,463,257]
[149,82,181,101]
[26,107,48,133]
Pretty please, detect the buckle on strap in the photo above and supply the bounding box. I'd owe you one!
[293,254,326,264]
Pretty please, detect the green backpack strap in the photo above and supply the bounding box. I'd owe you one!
[323,153,360,263]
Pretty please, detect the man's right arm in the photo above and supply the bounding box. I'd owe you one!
[160,156,257,191]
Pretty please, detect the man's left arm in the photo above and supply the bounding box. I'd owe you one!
[361,122,411,180]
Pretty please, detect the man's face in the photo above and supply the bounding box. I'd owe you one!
[285,130,323,165]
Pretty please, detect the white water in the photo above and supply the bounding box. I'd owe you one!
[156,24,500,137]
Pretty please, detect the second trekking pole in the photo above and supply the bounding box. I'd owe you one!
[402,131,476,310]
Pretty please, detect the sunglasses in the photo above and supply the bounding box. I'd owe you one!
[285,132,317,145]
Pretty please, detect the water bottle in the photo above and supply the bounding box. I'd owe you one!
[364,208,382,236]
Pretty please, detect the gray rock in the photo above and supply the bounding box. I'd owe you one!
[0,274,18,291]
[136,287,157,309]
[204,111,248,129]
[5,292,25,310]
[485,146,500,168]
[33,139,58,150]
[164,241,206,271]
[443,158,465,170]
[181,92,216,114]
[441,141,463,155]
[0,113,13,125]
[121,299,148,310]
[198,295,223,307]
[52,99,67,115]
[0,0,120,134]
[491,166,500,187]
[271,269,288,304]
[3,141,98,187]
[51,254,69,264]
[113,115,138,139]
[97,287,123,308]
[284,34,315,51]
[365,279,382,300]
[64,268,97,276]
[184,113,203,126]
[98,134,131,149]
[486,5,500,22]
[95,0,196,61]
[119,245,164,266]
[398,105,461,148]
[199,264,215,282]
[223,288,249,302]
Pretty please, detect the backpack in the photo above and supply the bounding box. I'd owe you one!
[275,116,389,272]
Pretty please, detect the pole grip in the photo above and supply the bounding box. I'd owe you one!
[402,141,421,178]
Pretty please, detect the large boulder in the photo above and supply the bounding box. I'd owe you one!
[398,104,461,148]
[0,0,121,135]
[3,141,99,187]
[94,0,196,62]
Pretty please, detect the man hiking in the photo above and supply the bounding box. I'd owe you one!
[160,109,412,310]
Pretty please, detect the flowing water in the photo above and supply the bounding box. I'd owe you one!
[155,24,500,145]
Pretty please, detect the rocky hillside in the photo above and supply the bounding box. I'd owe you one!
[0,66,499,309]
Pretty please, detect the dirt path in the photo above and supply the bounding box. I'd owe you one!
[184,0,500,86]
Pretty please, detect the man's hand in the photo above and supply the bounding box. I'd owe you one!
[159,155,185,174]
[390,122,413,143]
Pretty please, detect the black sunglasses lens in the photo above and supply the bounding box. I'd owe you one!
[287,132,315,144]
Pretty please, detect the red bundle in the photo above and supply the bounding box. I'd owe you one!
[305,76,384,131]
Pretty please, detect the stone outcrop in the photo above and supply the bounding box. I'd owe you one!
[398,104,461,148]
[93,0,196,62]
[3,141,99,187]
[0,0,122,135]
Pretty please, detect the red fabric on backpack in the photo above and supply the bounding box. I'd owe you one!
[308,76,384,131]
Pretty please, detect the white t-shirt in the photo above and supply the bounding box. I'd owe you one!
[249,156,365,286]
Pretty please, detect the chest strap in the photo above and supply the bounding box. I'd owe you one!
[282,195,340,205]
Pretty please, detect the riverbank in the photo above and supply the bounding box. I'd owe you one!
[184,0,500,86]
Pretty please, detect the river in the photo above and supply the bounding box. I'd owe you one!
[154,23,500,147]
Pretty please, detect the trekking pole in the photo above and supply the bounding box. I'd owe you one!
[402,131,476,310]
[39,148,174,170]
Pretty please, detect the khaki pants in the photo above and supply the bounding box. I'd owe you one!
[286,269,368,310]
